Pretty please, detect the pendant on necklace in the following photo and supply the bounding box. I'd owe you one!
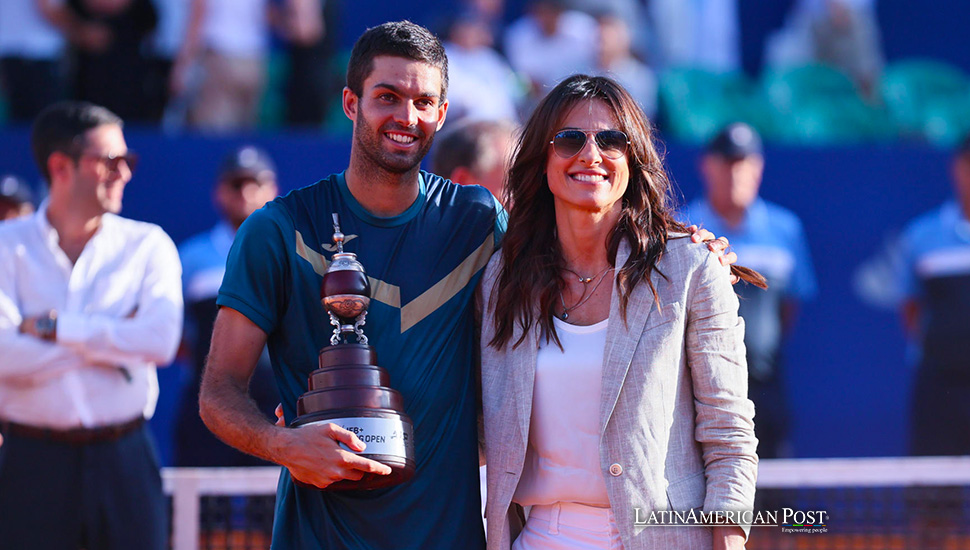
[560,311,568,321]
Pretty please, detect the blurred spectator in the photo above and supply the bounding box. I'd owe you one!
[766,0,884,97]
[0,175,36,220]
[175,145,280,466]
[68,0,159,122]
[504,0,597,101]
[648,0,741,72]
[860,136,970,455]
[572,0,654,64]
[0,0,105,123]
[144,0,191,123]
[463,0,504,32]
[0,100,180,549]
[809,0,884,97]
[431,118,516,200]
[270,0,340,128]
[444,12,522,124]
[593,12,657,119]
[175,0,270,132]
[681,122,817,458]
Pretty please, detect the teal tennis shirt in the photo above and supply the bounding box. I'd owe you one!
[218,171,505,549]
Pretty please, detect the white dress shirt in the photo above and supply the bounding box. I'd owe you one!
[514,317,611,507]
[0,202,183,429]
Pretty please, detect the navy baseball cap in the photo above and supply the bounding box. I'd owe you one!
[0,174,33,205]
[219,145,276,181]
[706,123,763,159]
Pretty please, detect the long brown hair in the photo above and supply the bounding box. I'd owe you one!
[490,75,763,350]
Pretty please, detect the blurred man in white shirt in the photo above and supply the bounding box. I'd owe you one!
[0,101,182,549]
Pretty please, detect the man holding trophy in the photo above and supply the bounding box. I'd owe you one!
[200,21,503,549]
[200,20,734,549]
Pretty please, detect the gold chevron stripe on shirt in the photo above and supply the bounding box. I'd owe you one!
[295,230,494,332]
[400,233,494,332]
[295,230,400,308]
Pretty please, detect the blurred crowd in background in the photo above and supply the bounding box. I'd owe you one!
[2,0,970,146]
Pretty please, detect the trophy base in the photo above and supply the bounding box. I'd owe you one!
[290,410,415,492]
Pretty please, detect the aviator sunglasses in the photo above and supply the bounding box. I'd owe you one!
[549,129,630,159]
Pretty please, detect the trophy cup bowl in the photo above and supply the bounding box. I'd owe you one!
[290,215,416,491]
[322,295,370,320]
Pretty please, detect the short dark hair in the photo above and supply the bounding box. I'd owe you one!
[346,20,448,99]
[431,119,517,179]
[30,101,123,182]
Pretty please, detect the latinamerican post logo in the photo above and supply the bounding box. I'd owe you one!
[633,508,829,534]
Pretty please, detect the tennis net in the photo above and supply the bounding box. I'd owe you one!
[163,456,970,550]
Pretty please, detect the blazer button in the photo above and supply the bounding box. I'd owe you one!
[609,463,623,476]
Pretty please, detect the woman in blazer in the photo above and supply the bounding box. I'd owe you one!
[481,75,762,550]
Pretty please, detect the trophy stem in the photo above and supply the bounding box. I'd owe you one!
[328,311,343,346]
[354,311,369,345]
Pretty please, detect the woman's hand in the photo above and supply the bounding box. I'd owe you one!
[688,225,739,283]
[712,526,746,550]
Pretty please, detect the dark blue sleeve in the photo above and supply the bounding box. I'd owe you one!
[493,195,507,248]
[216,205,291,334]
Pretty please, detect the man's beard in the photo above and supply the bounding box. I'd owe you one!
[354,108,436,175]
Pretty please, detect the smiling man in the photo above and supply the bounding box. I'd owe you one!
[199,21,503,549]
[175,145,280,469]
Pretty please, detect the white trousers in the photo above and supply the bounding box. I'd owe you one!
[512,503,625,550]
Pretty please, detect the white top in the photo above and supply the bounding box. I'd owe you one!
[201,0,269,58]
[504,10,598,93]
[0,0,65,58]
[514,316,610,507]
[0,203,183,429]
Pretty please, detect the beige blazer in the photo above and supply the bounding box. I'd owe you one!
[480,236,758,550]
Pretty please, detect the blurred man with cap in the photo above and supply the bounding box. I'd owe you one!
[174,144,280,467]
[887,134,970,455]
[0,174,36,220]
[681,122,817,458]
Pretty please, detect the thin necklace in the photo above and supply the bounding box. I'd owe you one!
[558,266,613,321]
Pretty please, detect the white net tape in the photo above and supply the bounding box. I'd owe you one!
[162,457,970,550]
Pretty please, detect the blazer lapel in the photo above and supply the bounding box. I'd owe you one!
[600,240,661,434]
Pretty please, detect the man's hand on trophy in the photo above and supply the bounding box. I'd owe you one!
[277,421,392,489]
